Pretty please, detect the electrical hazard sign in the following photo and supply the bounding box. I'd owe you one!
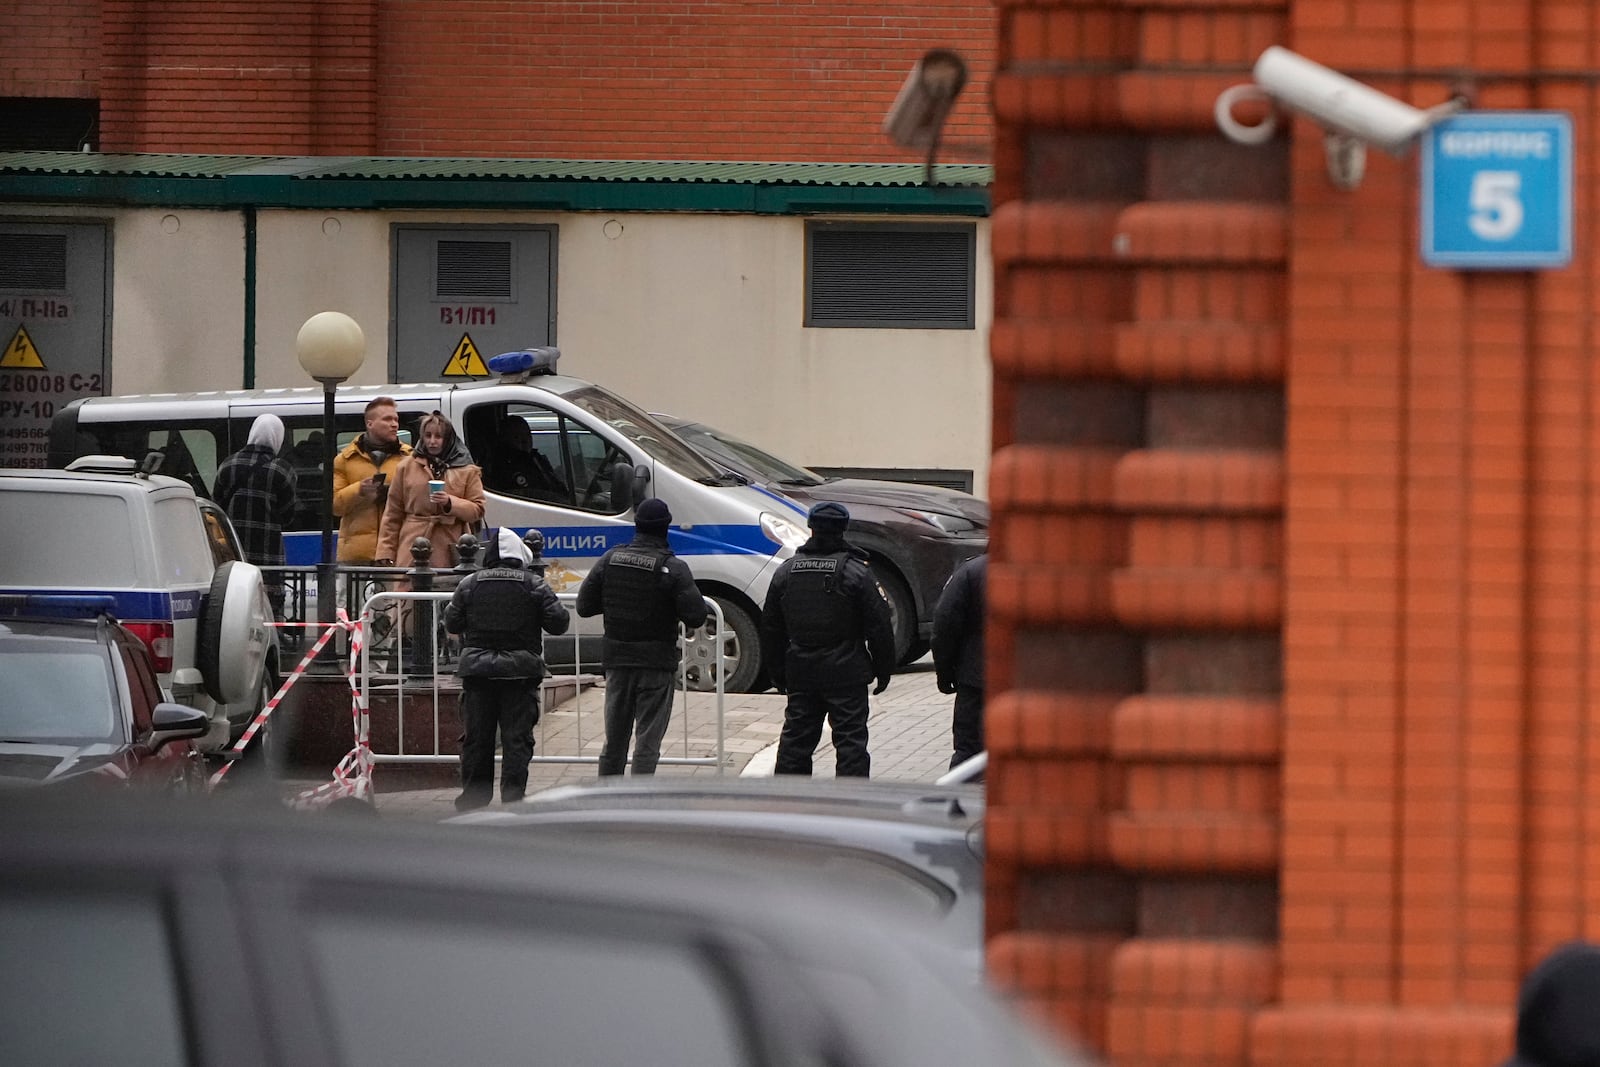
[1,324,45,369]
[441,333,489,377]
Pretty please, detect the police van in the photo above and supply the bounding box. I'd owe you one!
[47,350,808,692]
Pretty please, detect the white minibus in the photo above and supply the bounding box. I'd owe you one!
[48,351,809,691]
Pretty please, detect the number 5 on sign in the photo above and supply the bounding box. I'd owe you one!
[1468,171,1523,241]
[1422,112,1571,269]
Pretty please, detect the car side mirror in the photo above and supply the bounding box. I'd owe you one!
[147,702,211,752]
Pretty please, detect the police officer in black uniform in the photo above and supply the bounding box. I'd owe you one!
[576,498,708,776]
[760,500,895,777]
[932,552,987,773]
[444,527,570,810]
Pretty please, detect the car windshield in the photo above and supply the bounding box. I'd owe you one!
[0,637,120,744]
[669,420,825,487]
[561,387,734,485]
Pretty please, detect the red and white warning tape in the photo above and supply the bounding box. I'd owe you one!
[207,611,372,808]
[290,613,374,810]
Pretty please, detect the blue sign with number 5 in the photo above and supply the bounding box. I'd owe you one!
[1422,111,1571,269]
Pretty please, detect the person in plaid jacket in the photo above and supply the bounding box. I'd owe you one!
[213,413,297,617]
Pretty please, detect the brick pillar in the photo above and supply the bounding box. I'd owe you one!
[986,4,1289,1063]
[989,2,1600,1067]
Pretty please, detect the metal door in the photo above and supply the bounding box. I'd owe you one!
[0,219,110,468]
[390,224,556,385]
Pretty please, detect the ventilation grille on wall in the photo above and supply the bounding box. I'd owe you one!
[436,240,513,300]
[806,224,975,329]
[0,233,68,290]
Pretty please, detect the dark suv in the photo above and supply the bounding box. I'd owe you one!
[0,596,210,790]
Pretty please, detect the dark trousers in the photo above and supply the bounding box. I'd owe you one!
[774,686,871,778]
[457,676,541,808]
[597,667,676,776]
[950,684,985,771]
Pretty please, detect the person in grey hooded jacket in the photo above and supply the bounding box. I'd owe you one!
[444,526,569,810]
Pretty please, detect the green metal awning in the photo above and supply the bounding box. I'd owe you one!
[0,153,991,216]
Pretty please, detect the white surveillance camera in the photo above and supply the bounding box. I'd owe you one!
[1253,46,1441,154]
[1215,46,1466,189]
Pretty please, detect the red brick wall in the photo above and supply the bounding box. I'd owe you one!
[374,0,994,160]
[0,0,101,98]
[98,0,378,154]
[20,1,992,160]
[988,1,1600,1067]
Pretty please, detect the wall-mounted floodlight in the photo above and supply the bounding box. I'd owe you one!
[883,49,969,186]
[1216,46,1467,190]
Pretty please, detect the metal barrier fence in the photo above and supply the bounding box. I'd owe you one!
[355,589,728,773]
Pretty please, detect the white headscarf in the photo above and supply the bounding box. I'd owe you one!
[247,413,285,453]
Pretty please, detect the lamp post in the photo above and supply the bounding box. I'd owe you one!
[295,312,366,660]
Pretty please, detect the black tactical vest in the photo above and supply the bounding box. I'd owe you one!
[463,566,543,652]
[782,552,860,646]
[601,545,679,643]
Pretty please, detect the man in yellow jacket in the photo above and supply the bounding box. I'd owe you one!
[332,397,412,564]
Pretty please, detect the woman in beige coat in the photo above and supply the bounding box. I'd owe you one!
[375,411,486,569]
[374,412,485,676]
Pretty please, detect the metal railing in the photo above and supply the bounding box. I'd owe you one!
[355,589,728,773]
[262,563,410,659]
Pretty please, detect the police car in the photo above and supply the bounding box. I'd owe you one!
[0,594,210,790]
[0,460,279,753]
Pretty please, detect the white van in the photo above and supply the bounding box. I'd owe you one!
[47,352,808,692]
[0,462,279,752]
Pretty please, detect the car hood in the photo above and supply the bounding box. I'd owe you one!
[0,741,126,786]
[777,479,989,525]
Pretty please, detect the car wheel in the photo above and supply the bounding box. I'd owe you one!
[875,567,917,666]
[198,560,275,706]
[681,595,761,693]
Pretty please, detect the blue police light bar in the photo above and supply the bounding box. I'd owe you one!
[488,347,561,377]
[0,594,118,619]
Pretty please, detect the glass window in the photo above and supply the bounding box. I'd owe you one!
[198,503,241,567]
[74,422,227,497]
[553,413,626,514]
[477,404,574,506]
[118,638,158,733]
[672,420,824,486]
[150,497,215,585]
[562,385,724,483]
[307,905,745,1067]
[0,636,120,743]
[0,491,137,586]
[0,892,189,1065]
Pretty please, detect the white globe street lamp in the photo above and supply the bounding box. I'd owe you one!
[295,312,366,652]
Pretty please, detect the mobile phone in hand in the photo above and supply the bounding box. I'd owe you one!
[373,472,387,485]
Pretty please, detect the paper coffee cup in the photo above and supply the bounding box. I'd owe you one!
[428,479,445,495]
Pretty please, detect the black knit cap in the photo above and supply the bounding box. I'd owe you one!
[1502,941,1600,1067]
[807,501,850,531]
[635,498,672,534]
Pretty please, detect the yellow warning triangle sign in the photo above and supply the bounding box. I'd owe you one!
[1,324,45,369]
[441,333,489,377]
